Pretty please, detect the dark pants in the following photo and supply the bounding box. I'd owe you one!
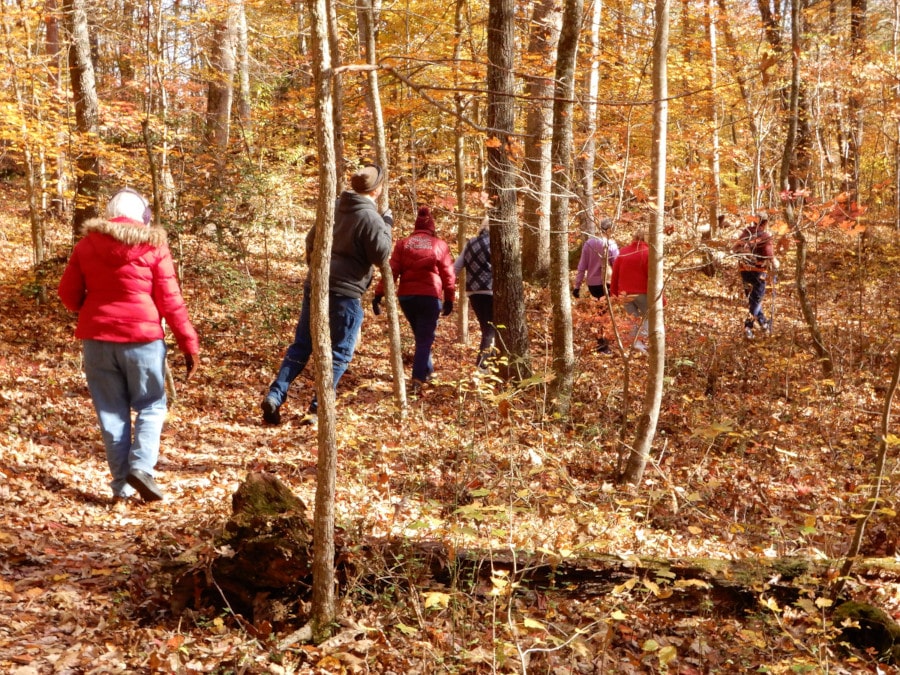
[740,270,768,328]
[268,285,364,411]
[399,295,442,382]
[587,283,610,300]
[469,294,495,368]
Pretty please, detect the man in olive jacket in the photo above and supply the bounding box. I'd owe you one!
[262,164,393,425]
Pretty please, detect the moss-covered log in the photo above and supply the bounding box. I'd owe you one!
[157,472,900,661]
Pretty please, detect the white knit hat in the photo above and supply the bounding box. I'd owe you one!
[106,189,150,224]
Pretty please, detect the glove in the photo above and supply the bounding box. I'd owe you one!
[372,295,383,316]
[381,208,393,225]
[441,299,453,317]
[184,353,199,380]
[572,287,580,299]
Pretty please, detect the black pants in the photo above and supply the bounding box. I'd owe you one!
[469,294,495,368]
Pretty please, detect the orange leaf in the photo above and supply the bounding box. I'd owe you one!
[485,136,501,148]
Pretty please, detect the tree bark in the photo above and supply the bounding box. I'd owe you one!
[487,0,531,381]
[64,0,101,235]
[357,0,406,412]
[453,0,469,345]
[521,0,560,283]
[547,0,580,415]
[575,0,602,237]
[306,0,339,642]
[204,2,237,154]
[778,0,834,377]
[622,0,668,486]
[706,0,721,237]
[235,0,252,147]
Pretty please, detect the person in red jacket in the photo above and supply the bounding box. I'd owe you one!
[58,188,200,503]
[732,212,775,338]
[610,227,650,353]
[373,206,456,390]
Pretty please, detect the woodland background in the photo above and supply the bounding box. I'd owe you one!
[2,0,900,672]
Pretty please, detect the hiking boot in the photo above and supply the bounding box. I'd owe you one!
[298,404,318,428]
[261,395,281,425]
[744,327,754,340]
[126,470,164,502]
[410,378,426,397]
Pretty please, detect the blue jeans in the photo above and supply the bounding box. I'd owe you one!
[268,287,364,412]
[82,339,168,498]
[740,271,768,327]
[399,295,442,381]
[468,294,495,368]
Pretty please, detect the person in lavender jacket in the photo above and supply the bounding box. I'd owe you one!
[573,218,619,301]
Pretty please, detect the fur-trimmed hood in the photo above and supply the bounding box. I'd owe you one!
[82,217,168,248]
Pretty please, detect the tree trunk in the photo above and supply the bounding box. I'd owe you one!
[235,0,252,148]
[487,0,531,381]
[779,0,834,377]
[64,0,101,235]
[521,0,560,283]
[306,0,339,642]
[575,0,602,237]
[706,0,721,238]
[547,0,580,416]
[622,0,668,486]
[453,0,469,346]
[357,0,406,411]
[327,0,346,186]
[842,0,867,198]
[204,3,237,154]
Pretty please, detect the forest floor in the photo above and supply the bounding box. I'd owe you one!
[1,177,899,674]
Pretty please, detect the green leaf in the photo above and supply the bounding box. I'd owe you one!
[396,622,418,635]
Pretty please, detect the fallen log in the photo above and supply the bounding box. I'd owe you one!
[157,472,900,661]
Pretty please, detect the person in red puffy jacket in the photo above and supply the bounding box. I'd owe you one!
[373,206,456,390]
[610,227,650,353]
[58,188,200,503]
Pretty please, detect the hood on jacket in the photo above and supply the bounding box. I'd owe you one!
[81,217,168,265]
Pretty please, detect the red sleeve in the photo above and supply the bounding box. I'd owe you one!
[610,258,621,296]
[58,248,86,312]
[374,238,403,296]
[152,245,199,354]
[436,240,456,303]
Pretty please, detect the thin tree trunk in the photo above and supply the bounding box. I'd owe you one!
[548,0,580,416]
[487,0,531,381]
[306,0,339,643]
[358,0,406,411]
[235,0,252,148]
[575,0,601,236]
[843,0,867,197]
[64,0,101,234]
[779,0,834,378]
[622,0,669,486]
[453,0,469,345]
[706,0,721,237]
[327,0,346,186]
[521,0,560,282]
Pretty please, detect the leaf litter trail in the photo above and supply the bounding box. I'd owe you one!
[1,182,899,671]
